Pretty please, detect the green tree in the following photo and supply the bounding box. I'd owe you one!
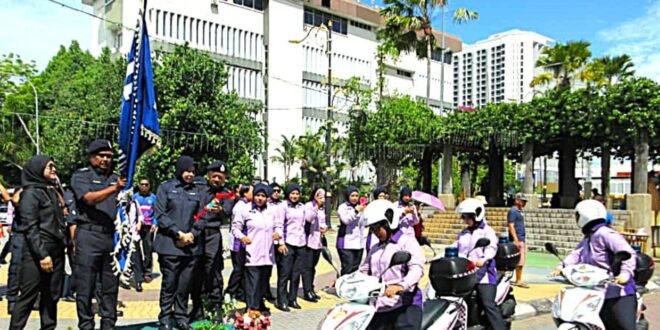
[379,0,477,103]
[271,135,298,182]
[531,41,592,90]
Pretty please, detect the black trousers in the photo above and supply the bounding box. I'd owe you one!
[74,230,118,330]
[338,248,363,276]
[276,244,306,304]
[368,305,422,330]
[6,234,24,308]
[245,266,271,310]
[139,225,154,274]
[132,239,146,284]
[302,247,321,293]
[9,251,64,330]
[191,228,224,320]
[476,284,506,330]
[158,254,197,326]
[600,294,637,330]
[0,233,13,260]
[226,249,246,300]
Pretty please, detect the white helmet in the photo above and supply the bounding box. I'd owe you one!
[362,200,400,230]
[456,198,486,223]
[575,199,607,228]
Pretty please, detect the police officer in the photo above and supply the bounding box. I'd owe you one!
[70,139,125,330]
[191,161,234,320]
[153,155,206,330]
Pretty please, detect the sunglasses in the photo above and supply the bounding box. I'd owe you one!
[46,163,56,170]
[272,189,281,193]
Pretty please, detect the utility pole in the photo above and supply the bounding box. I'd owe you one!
[325,20,333,227]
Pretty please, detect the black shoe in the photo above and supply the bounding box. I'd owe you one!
[0,259,7,265]
[264,292,276,302]
[312,292,321,300]
[135,282,143,292]
[289,301,302,309]
[259,303,271,314]
[275,303,290,312]
[116,310,124,317]
[302,292,318,303]
[62,295,76,302]
[176,321,192,330]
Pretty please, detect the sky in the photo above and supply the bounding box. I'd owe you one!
[1,0,659,80]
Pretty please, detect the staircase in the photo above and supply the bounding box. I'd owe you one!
[424,208,630,255]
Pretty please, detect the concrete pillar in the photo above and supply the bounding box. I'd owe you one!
[439,144,455,209]
[627,194,653,253]
[633,130,649,194]
[522,141,534,195]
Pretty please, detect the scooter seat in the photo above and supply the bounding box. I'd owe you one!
[421,299,450,330]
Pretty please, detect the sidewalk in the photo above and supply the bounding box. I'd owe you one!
[0,236,592,329]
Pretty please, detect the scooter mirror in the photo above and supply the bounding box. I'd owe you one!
[545,242,560,257]
[390,251,412,268]
[475,238,490,249]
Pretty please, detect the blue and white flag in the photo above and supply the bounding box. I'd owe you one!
[114,7,160,279]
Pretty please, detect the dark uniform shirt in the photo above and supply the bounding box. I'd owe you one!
[201,185,234,228]
[153,179,206,256]
[70,167,119,229]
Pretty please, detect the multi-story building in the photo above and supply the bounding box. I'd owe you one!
[82,0,462,182]
[452,29,553,108]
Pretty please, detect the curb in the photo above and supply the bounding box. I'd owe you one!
[513,278,660,321]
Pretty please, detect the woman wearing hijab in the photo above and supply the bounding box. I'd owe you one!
[302,187,326,302]
[153,156,206,330]
[10,156,67,330]
[274,184,308,311]
[397,187,419,239]
[231,183,276,316]
[337,186,365,276]
[225,184,253,302]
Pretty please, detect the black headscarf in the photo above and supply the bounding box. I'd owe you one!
[285,183,301,203]
[175,155,195,181]
[345,186,359,206]
[372,186,386,200]
[21,155,55,188]
[399,186,412,204]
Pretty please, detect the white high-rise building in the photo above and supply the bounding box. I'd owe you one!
[452,29,553,108]
[82,0,462,182]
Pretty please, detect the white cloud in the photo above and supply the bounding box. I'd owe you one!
[598,0,660,81]
[0,0,92,69]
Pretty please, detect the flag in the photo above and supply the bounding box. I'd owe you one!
[114,7,160,280]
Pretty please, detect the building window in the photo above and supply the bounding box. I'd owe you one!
[322,0,330,8]
[304,7,348,35]
[234,0,263,10]
[350,20,372,31]
[396,69,412,78]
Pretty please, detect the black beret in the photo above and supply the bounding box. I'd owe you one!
[87,139,113,155]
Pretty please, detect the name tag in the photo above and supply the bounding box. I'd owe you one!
[92,180,102,184]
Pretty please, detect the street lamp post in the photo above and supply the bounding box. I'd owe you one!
[25,80,39,155]
[289,21,333,227]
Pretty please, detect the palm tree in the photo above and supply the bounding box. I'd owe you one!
[531,41,592,90]
[270,135,297,182]
[379,0,477,104]
[580,54,635,199]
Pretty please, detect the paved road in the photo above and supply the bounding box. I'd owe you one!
[513,290,660,330]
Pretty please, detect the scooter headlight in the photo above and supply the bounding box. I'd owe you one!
[337,313,371,330]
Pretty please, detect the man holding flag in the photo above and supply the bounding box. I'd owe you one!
[71,140,125,330]
[71,1,160,329]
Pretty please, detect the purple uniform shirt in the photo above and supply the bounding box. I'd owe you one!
[359,230,425,312]
[562,223,637,299]
[455,221,498,285]
[397,202,419,238]
[229,199,250,252]
[231,202,276,266]
[337,202,364,250]
[275,201,307,247]
[305,201,327,250]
